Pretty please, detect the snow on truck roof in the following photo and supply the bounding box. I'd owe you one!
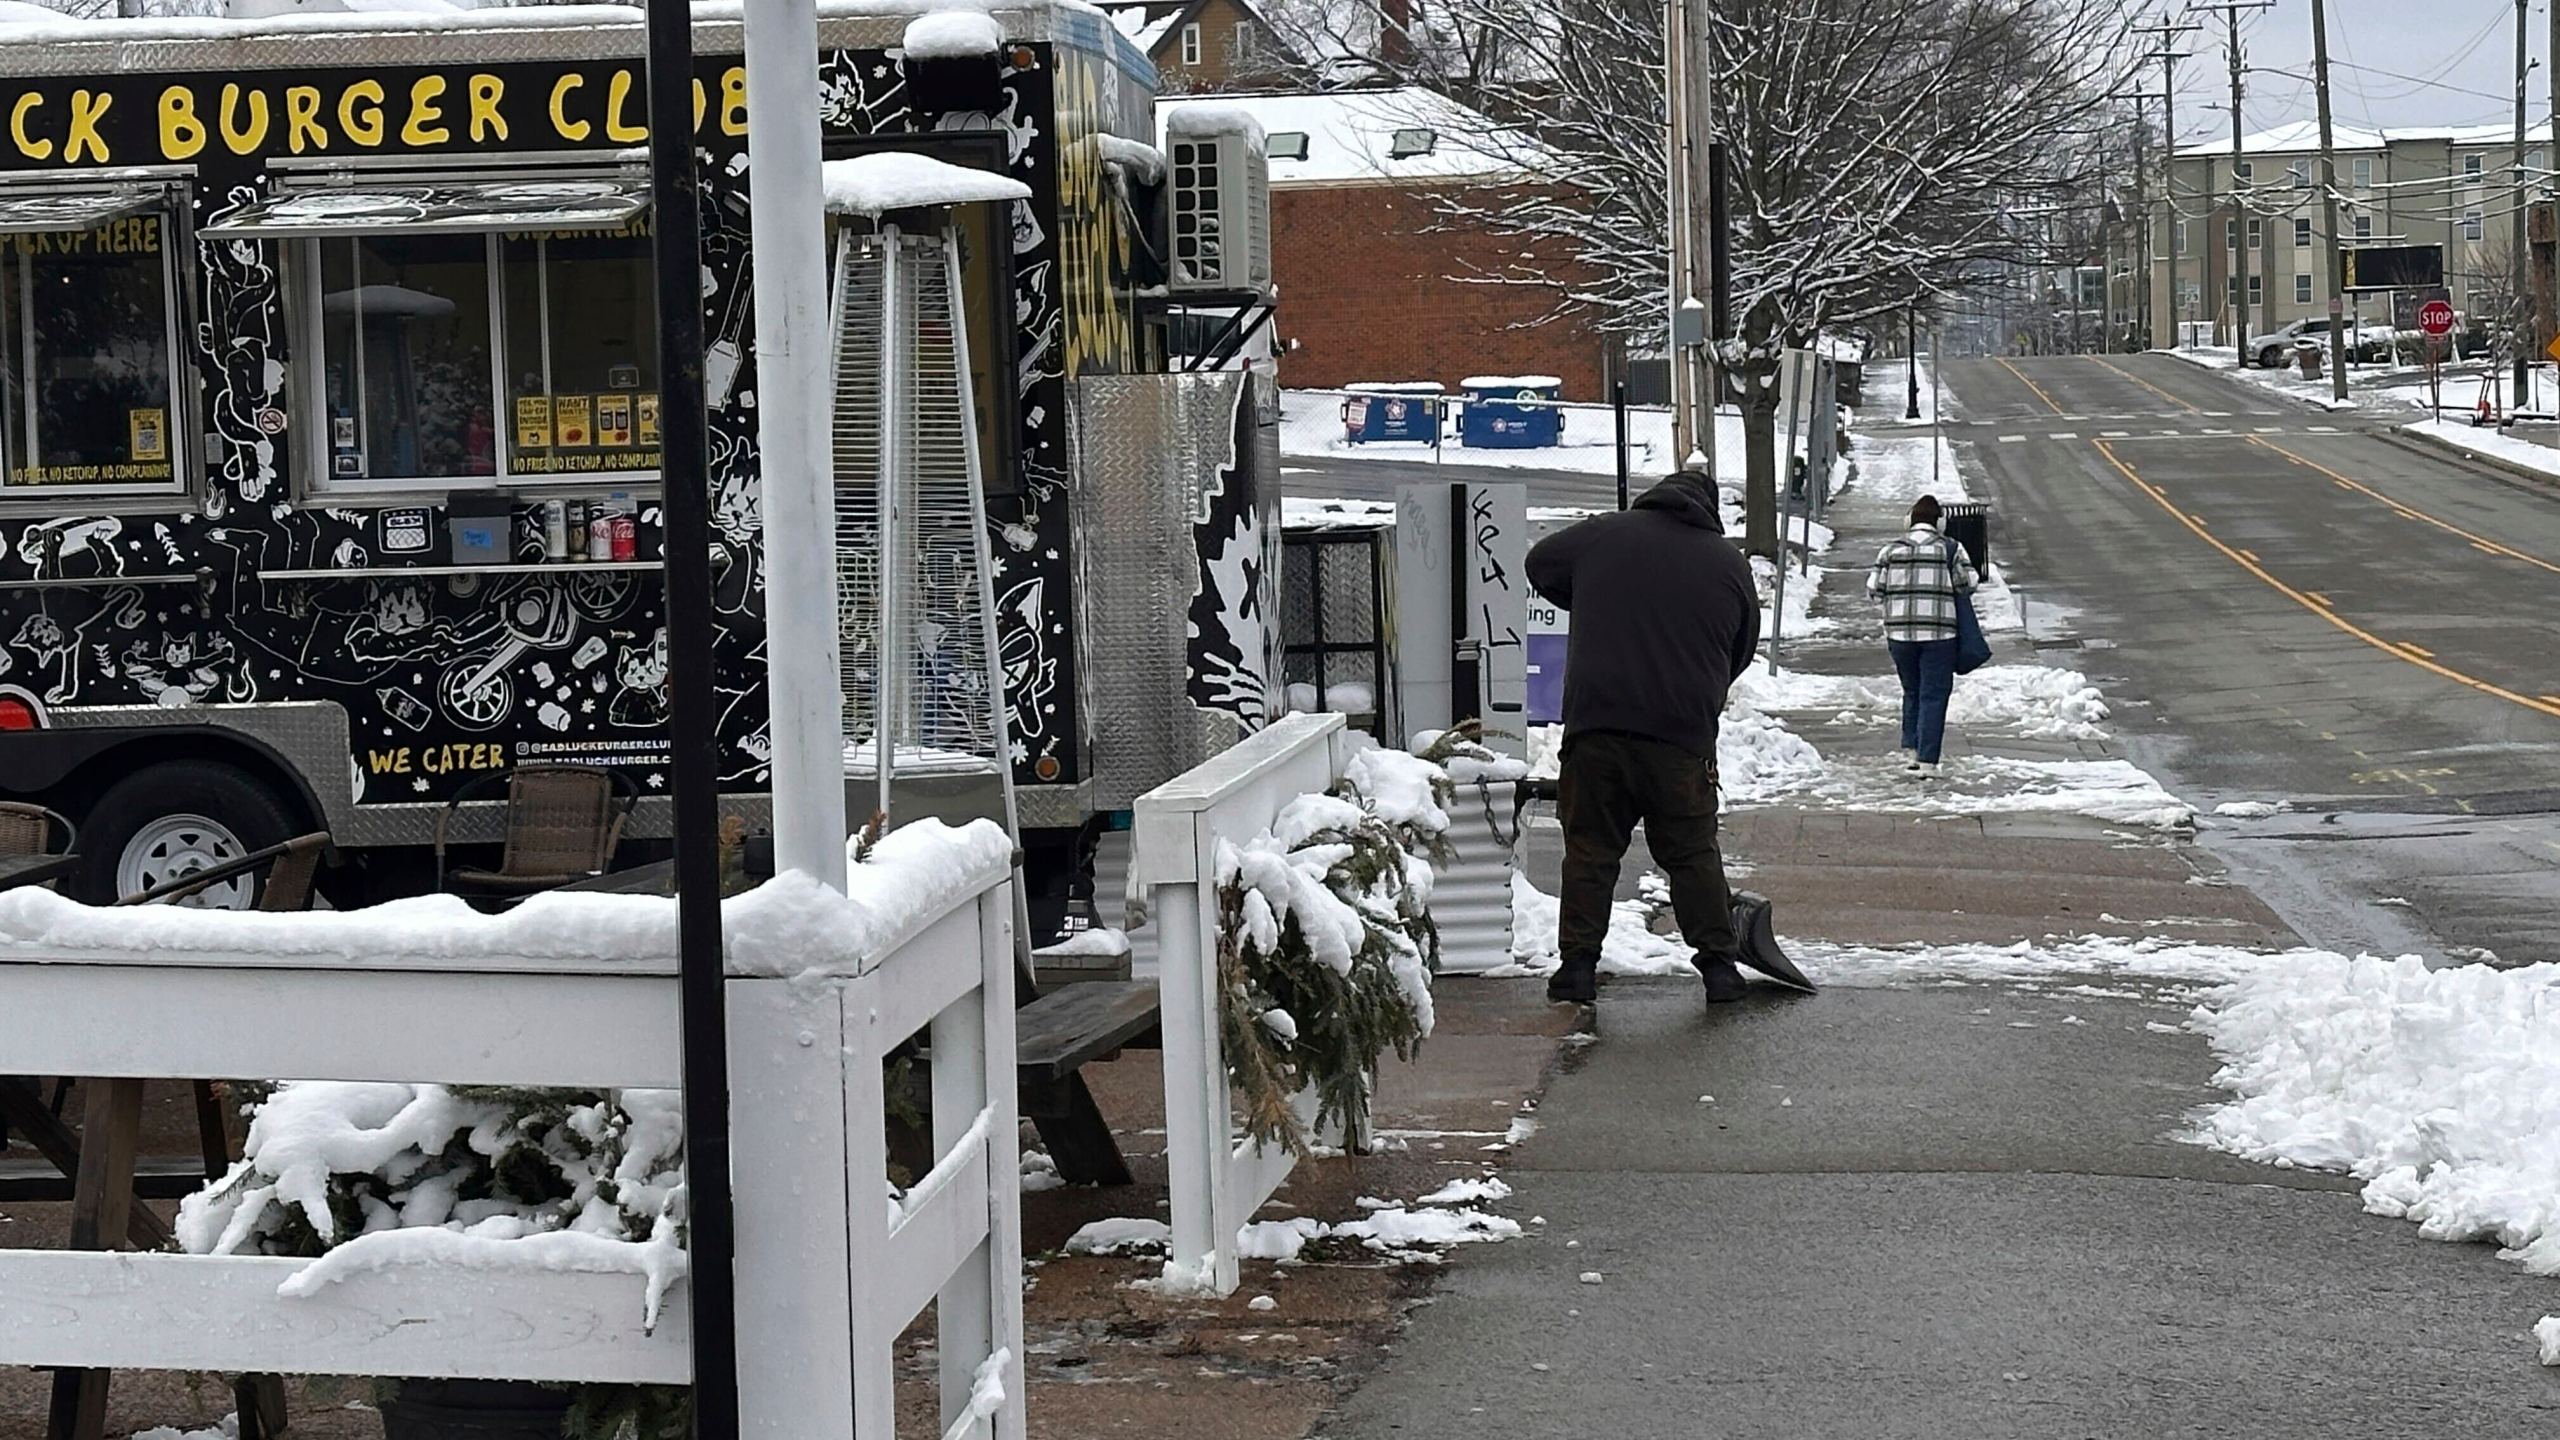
[0,0,1148,74]
[1157,87,1525,187]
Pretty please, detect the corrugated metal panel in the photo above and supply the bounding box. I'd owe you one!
[1432,779,1520,975]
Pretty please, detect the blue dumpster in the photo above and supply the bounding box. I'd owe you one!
[1458,374,1565,449]
[1342,383,1445,444]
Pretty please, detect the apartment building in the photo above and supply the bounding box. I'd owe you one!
[2148,119,2550,347]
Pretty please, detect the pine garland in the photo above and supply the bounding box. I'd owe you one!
[1215,737,1465,1155]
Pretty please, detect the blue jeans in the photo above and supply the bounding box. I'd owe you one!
[1888,637,1958,763]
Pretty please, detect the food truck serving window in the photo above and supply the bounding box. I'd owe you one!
[0,186,186,497]
[208,178,658,495]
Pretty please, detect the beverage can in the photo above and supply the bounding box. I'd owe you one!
[540,500,568,560]
[565,499,588,559]
[590,508,615,563]
[609,492,637,561]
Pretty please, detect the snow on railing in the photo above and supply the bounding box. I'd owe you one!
[1133,712,1353,1296]
[0,821,1026,1440]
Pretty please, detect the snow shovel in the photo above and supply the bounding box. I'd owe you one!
[1730,891,1817,993]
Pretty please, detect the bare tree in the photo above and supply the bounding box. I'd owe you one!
[1272,0,2130,554]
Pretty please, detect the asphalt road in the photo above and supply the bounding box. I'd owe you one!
[1938,353,2560,963]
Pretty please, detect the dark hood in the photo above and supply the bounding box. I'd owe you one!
[1630,473,1725,533]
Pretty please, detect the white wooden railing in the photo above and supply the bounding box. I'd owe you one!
[0,878,1025,1440]
[1134,712,1352,1296]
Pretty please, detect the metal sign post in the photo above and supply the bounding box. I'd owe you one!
[639,0,738,1436]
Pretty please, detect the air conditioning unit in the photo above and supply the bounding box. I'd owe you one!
[1165,109,1273,298]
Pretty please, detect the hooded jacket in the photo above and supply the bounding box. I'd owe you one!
[1523,473,1760,759]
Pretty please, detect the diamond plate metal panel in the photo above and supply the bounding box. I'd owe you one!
[1074,371,1276,809]
[1317,540,1378,644]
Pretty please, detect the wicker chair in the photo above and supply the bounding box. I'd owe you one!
[0,800,74,858]
[115,831,331,912]
[434,764,635,901]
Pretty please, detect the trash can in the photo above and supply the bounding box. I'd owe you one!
[1458,374,1565,449]
[1342,383,1445,444]
[1940,501,1991,574]
[2296,342,2322,380]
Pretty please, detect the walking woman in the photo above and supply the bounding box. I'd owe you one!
[1866,495,1978,777]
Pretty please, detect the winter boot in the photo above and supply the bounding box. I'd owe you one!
[1694,951,1748,1003]
[1547,959,1599,1005]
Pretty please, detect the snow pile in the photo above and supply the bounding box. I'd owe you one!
[2214,800,2292,819]
[901,7,1000,57]
[2189,953,2560,1331]
[1794,933,2305,989]
[0,819,1013,979]
[1502,873,1695,977]
[1281,495,1397,530]
[819,152,1031,216]
[1036,926,1131,959]
[1235,1216,1327,1262]
[1065,1217,1172,1255]
[1093,133,1165,183]
[1167,103,1265,148]
[178,1083,687,1329]
[1334,1205,1520,1253]
[1417,1175,1512,1206]
[2540,1316,2560,1367]
[1731,662,2112,742]
[132,1421,237,1440]
[1412,727,1531,784]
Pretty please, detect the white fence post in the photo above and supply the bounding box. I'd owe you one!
[729,977,857,1440]
[1135,713,1352,1295]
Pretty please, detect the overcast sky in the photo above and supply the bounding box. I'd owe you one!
[2156,0,2549,141]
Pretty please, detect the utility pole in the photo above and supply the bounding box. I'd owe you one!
[1664,0,1716,469]
[2134,13,2200,349]
[2311,0,2348,401]
[2193,2,2276,365]
[2514,0,2532,409]
[2111,90,2168,349]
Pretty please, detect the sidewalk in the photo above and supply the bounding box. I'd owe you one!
[1311,415,2560,1436]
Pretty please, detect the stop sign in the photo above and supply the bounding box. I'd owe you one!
[2419,299,2457,337]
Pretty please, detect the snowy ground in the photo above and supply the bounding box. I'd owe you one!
[2163,344,2560,421]
[2399,415,2560,482]
[1279,389,1679,475]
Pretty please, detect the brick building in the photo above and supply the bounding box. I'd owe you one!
[1157,88,1611,398]
[1099,0,1298,93]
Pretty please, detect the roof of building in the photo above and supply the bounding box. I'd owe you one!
[2177,118,2555,159]
[1156,86,1525,186]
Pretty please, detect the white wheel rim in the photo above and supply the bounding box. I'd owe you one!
[118,813,253,908]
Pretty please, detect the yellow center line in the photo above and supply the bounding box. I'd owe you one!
[2087,354,2204,413]
[1996,357,2067,416]
[2246,434,2560,577]
[2094,438,2560,721]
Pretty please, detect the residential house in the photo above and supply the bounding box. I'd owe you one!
[1100,0,1297,92]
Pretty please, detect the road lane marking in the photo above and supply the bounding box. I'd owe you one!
[1999,434,2025,443]
[2307,425,2339,432]
[2087,355,2203,413]
[1996,357,2068,414]
[2101,430,2130,437]
[2048,431,2079,439]
[2246,435,2560,576]
[2308,592,2333,607]
[2238,548,2261,562]
[2254,426,2282,433]
[2094,438,2560,722]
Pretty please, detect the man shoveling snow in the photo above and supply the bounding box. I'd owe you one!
[1525,470,1814,1005]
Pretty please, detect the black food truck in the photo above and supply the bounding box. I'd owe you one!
[0,0,1286,934]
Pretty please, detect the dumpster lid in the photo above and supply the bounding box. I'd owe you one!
[202,177,648,238]
[0,184,160,235]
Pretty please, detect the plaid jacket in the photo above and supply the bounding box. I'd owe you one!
[1867,524,1979,642]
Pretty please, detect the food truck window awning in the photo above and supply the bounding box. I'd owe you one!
[0,186,161,235]
[200,178,649,239]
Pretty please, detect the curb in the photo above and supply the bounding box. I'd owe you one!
[2151,347,2367,416]
[2373,425,2560,497]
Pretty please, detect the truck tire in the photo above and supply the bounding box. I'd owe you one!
[74,761,302,908]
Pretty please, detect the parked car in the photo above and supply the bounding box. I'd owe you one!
[2249,318,2391,368]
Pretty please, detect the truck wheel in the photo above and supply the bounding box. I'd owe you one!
[75,762,300,908]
